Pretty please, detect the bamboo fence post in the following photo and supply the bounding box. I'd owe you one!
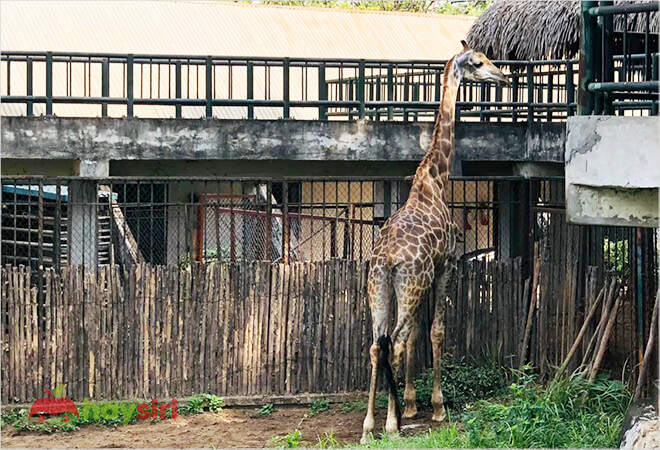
[588,289,623,382]
[555,285,606,378]
[633,291,659,401]
[519,244,541,369]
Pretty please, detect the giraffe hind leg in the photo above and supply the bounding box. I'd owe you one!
[361,266,390,444]
[402,321,418,419]
[431,263,452,422]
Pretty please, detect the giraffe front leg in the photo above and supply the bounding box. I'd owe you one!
[360,343,379,444]
[402,323,418,419]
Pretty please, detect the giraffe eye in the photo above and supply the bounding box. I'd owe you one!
[473,61,483,68]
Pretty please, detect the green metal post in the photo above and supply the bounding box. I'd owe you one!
[101,58,109,117]
[579,1,599,115]
[566,62,575,116]
[26,58,33,117]
[247,62,254,119]
[46,52,52,116]
[206,57,213,118]
[387,65,394,120]
[602,1,614,114]
[126,55,134,118]
[358,59,365,119]
[318,63,327,120]
[653,54,658,115]
[283,57,290,119]
[175,62,182,119]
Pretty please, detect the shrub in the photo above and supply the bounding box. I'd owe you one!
[412,356,508,412]
[258,403,275,416]
[269,429,303,448]
[185,393,223,414]
[310,399,330,416]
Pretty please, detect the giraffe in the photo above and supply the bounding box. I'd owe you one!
[360,41,509,444]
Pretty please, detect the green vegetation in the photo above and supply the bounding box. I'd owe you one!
[185,393,224,414]
[317,431,340,448]
[414,357,507,412]
[1,393,224,433]
[310,399,330,416]
[354,370,631,449]
[258,402,276,416]
[268,429,303,448]
[252,1,491,16]
[341,399,367,413]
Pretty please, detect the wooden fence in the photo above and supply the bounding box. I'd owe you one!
[1,252,650,403]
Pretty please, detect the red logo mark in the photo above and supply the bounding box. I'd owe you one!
[29,387,79,429]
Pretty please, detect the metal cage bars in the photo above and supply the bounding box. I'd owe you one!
[1,52,584,122]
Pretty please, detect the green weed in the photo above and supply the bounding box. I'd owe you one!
[185,393,223,414]
[341,400,366,413]
[269,429,303,448]
[316,431,339,448]
[310,399,330,416]
[258,403,276,416]
[354,371,631,448]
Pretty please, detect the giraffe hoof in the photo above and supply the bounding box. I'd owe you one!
[402,406,417,419]
[431,410,447,422]
[359,433,372,445]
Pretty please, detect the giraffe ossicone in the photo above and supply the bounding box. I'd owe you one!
[360,41,509,444]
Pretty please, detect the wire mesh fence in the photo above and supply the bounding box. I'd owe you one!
[1,176,533,269]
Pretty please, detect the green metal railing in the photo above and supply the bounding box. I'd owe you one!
[2,52,582,123]
[579,1,659,115]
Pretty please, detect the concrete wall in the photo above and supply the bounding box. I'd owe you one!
[1,117,566,177]
[565,116,659,228]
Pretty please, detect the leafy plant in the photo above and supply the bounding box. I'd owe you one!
[354,372,631,449]
[269,429,303,448]
[258,403,276,416]
[408,356,508,412]
[309,399,330,416]
[341,399,366,413]
[185,393,223,414]
[316,431,339,448]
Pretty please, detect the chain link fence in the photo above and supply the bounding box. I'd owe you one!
[2,176,536,269]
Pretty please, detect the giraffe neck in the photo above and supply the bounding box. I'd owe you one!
[409,57,461,202]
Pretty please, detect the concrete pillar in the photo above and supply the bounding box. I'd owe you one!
[166,183,192,266]
[68,180,98,268]
[497,181,512,261]
[68,160,109,268]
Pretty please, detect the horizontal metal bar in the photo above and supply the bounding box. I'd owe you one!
[588,81,659,92]
[2,175,564,182]
[589,3,659,16]
[0,50,577,67]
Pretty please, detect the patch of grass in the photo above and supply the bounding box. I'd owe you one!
[341,399,366,413]
[310,399,330,416]
[258,403,276,416]
[358,424,470,448]
[353,371,631,449]
[268,429,303,448]
[414,356,508,412]
[184,393,223,414]
[316,431,339,448]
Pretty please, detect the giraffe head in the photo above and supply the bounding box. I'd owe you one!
[454,40,510,86]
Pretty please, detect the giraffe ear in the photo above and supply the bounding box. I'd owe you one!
[460,40,471,52]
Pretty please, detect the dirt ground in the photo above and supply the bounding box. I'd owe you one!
[2,405,443,448]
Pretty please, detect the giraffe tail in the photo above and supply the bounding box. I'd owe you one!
[377,334,401,429]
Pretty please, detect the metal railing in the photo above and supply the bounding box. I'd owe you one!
[580,1,659,115]
[2,51,582,122]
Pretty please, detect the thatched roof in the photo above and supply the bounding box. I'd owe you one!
[467,0,659,60]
